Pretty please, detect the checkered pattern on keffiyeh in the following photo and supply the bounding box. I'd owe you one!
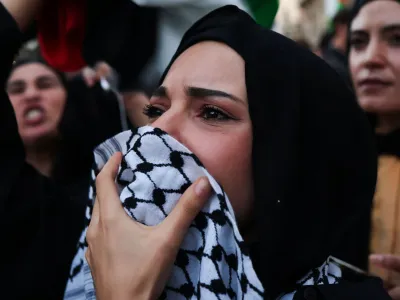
[65,126,343,300]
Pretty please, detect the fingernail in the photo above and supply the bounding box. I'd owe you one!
[194,177,210,197]
[370,254,384,263]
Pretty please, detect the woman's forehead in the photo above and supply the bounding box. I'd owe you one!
[162,41,246,98]
[9,63,58,82]
[351,0,400,30]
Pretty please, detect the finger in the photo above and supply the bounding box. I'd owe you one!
[388,286,400,300]
[82,67,96,87]
[370,254,400,272]
[95,62,112,78]
[162,177,212,244]
[85,247,92,268]
[91,196,100,226]
[95,152,124,220]
[86,197,99,248]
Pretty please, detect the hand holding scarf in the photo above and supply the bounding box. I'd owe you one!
[85,152,212,300]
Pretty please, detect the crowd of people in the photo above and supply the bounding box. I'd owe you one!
[1,0,400,299]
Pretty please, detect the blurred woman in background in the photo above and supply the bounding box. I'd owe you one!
[349,0,400,293]
[0,3,123,296]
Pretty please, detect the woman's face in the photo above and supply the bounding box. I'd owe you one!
[7,63,67,147]
[146,41,254,226]
[349,0,400,113]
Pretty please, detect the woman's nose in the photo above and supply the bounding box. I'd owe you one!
[363,40,387,70]
[151,109,184,143]
[22,86,41,103]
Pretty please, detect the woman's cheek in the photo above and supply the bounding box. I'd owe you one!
[195,131,253,212]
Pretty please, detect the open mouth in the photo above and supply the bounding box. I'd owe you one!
[23,107,45,125]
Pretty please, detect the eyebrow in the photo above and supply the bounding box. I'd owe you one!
[152,86,243,103]
[350,29,367,35]
[382,24,400,33]
[7,80,24,87]
[36,75,57,84]
[187,86,242,102]
[152,86,168,97]
[351,24,400,35]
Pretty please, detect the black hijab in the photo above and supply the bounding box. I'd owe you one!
[160,6,377,298]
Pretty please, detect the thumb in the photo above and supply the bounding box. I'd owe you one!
[95,62,112,78]
[370,254,400,273]
[162,177,212,244]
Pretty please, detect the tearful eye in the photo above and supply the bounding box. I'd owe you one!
[143,104,165,119]
[201,106,232,121]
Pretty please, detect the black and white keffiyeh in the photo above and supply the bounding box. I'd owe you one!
[64,126,343,300]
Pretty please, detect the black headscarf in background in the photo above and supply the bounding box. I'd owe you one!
[160,6,377,298]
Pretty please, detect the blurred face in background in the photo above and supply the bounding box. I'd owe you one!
[349,0,400,114]
[7,63,67,147]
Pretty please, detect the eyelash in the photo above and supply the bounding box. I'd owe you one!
[142,104,235,122]
[143,104,164,119]
[349,37,367,50]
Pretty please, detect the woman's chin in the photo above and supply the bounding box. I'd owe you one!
[21,126,60,147]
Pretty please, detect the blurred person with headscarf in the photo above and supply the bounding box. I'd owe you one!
[0,2,124,297]
[348,1,400,297]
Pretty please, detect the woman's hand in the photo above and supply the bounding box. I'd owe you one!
[85,152,212,300]
[370,254,400,299]
[82,62,115,87]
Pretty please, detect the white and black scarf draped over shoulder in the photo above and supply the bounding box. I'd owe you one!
[64,126,343,300]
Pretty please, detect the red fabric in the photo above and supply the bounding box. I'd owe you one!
[37,0,87,72]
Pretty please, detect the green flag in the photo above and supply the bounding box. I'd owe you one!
[337,1,346,11]
[328,1,347,31]
[246,0,279,29]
